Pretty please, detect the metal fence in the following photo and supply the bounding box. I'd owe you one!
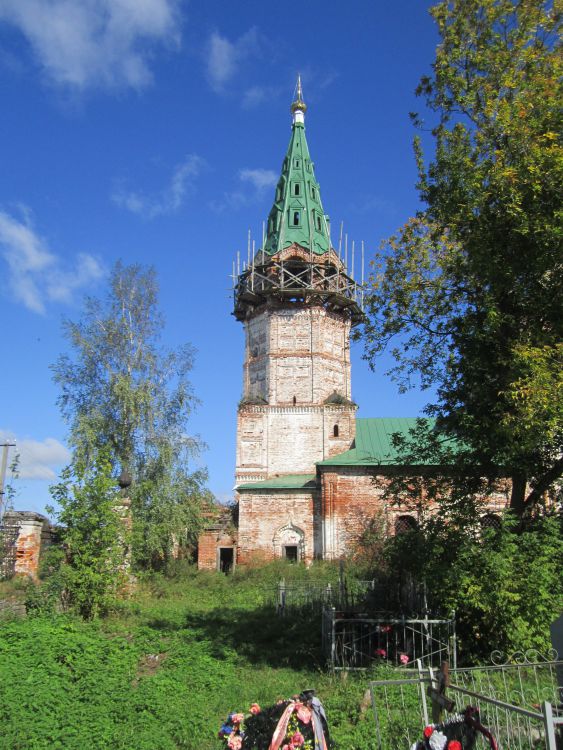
[370,652,563,750]
[264,578,378,615]
[322,608,456,670]
[0,522,19,579]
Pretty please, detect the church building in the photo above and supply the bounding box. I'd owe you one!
[197,80,507,572]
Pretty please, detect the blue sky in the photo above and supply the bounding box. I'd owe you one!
[0,0,440,513]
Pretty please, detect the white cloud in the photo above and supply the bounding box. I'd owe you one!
[241,84,279,109]
[0,207,104,313]
[0,0,181,91]
[0,430,70,481]
[239,168,277,192]
[112,153,205,219]
[205,27,260,93]
[210,166,277,213]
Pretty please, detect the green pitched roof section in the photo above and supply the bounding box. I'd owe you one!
[317,418,440,467]
[237,474,317,490]
[263,78,331,256]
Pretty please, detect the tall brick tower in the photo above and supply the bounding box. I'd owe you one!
[234,79,362,562]
[233,79,363,494]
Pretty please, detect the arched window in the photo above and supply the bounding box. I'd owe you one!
[394,515,417,535]
[333,424,339,437]
[292,211,300,226]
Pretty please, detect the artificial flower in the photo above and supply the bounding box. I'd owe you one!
[231,713,245,725]
[428,730,448,750]
[219,724,233,736]
[227,735,242,750]
[423,726,434,738]
[447,743,462,750]
[250,703,261,715]
[292,731,305,746]
[375,648,387,658]
[399,653,410,665]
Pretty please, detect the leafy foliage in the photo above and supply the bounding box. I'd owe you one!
[52,262,212,568]
[46,453,126,619]
[383,510,563,662]
[359,0,563,512]
[0,564,379,750]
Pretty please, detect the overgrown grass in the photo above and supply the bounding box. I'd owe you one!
[0,563,384,750]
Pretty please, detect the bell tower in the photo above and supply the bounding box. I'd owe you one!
[234,78,363,485]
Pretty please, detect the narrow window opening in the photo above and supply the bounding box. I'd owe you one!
[311,186,316,200]
[293,211,300,226]
[294,159,300,168]
[294,183,300,196]
[292,396,297,405]
[333,424,339,437]
[316,216,322,231]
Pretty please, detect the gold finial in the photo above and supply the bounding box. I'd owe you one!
[291,73,307,116]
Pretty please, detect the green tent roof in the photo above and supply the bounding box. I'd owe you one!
[237,474,317,491]
[317,418,439,467]
[262,80,331,256]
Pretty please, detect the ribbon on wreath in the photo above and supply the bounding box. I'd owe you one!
[268,698,329,750]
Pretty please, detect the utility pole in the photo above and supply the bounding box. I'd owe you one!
[0,442,16,523]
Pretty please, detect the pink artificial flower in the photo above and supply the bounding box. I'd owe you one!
[292,732,305,746]
[228,735,242,750]
[250,703,261,715]
[282,745,295,750]
[296,704,312,724]
[379,625,392,633]
[399,653,409,665]
[231,713,245,725]
[375,648,387,658]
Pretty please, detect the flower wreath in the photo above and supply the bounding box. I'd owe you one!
[218,690,334,750]
[410,707,497,750]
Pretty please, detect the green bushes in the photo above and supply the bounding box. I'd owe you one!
[382,512,563,662]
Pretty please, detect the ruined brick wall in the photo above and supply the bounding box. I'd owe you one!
[320,469,387,559]
[320,468,511,559]
[237,489,320,564]
[198,529,237,570]
[2,511,50,578]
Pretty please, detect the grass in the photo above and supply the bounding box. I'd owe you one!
[0,563,387,750]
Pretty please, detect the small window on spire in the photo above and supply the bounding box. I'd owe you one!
[294,183,300,196]
[316,216,322,232]
[293,211,300,226]
[294,159,300,168]
[311,186,316,200]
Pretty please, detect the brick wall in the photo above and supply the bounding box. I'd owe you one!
[237,489,320,564]
[243,306,352,405]
[198,529,237,570]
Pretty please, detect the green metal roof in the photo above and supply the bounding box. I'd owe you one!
[237,474,317,490]
[262,80,330,256]
[317,418,439,467]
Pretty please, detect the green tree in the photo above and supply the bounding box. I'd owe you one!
[52,262,212,568]
[360,0,562,513]
[48,454,124,619]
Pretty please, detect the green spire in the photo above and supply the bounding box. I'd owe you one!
[263,77,331,256]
